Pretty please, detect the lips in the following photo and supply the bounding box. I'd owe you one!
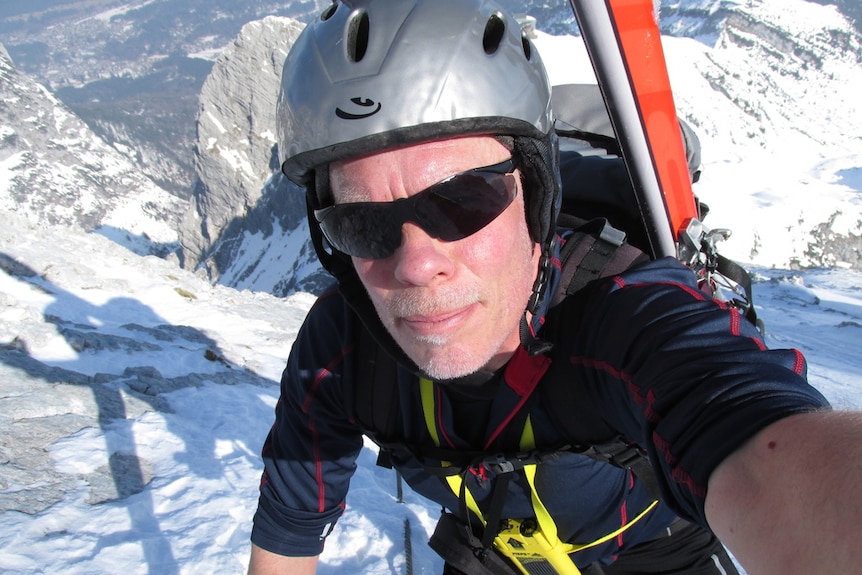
[399,304,476,337]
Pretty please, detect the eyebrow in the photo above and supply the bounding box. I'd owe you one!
[328,167,371,204]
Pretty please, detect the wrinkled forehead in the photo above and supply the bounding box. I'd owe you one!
[327,136,513,204]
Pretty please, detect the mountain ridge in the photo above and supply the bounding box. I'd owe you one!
[0,42,185,258]
[1,0,861,293]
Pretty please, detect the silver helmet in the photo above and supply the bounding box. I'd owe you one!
[277,0,561,248]
[278,0,554,185]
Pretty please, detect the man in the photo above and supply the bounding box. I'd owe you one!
[248,1,858,574]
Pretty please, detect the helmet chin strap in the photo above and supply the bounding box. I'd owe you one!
[520,238,558,356]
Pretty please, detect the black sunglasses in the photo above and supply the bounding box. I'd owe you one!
[315,158,518,259]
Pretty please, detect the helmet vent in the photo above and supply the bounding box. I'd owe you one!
[521,34,533,61]
[346,10,370,63]
[482,12,506,55]
[320,2,338,22]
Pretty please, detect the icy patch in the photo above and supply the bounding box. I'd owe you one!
[837,167,862,194]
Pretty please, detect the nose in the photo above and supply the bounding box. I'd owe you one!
[392,222,455,286]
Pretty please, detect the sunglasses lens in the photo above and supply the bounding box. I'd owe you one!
[317,159,517,259]
[417,172,516,241]
[318,204,401,259]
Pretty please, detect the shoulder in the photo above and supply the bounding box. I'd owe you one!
[300,285,355,337]
[289,285,360,370]
[582,256,721,316]
[609,256,699,289]
[568,255,767,350]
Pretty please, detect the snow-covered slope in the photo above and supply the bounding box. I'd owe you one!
[0,45,185,257]
[662,0,862,269]
[538,0,862,271]
[0,212,320,572]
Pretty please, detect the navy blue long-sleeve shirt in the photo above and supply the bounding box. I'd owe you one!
[251,256,829,567]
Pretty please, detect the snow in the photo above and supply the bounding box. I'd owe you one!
[1,8,861,575]
[189,47,230,62]
[215,218,312,292]
[89,0,163,24]
[535,5,862,270]
[4,201,862,575]
[0,213,438,573]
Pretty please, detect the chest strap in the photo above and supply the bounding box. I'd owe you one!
[420,378,658,575]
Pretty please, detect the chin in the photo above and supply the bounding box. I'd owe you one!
[409,343,493,381]
[419,362,480,381]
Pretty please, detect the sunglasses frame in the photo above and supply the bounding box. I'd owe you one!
[315,157,519,259]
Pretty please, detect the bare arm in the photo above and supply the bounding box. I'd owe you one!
[705,410,862,574]
[247,544,318,575]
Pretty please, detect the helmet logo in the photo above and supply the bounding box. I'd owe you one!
[335,97,382,120]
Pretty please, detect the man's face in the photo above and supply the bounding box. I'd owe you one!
[329,136,541,379]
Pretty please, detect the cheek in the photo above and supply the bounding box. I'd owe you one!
[470,207,536,272]
[353,258,387,293]
[461,230,498,266]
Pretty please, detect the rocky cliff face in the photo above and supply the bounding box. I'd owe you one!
[0,44,185,257]
[179,17,330,295]
[180,17,303,266]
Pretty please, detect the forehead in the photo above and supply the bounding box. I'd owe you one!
[329,136,510,202]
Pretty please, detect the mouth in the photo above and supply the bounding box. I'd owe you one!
[399,304,476,338]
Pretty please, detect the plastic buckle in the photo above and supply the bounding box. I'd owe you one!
[482,454,516,474]
[609,444,646,470]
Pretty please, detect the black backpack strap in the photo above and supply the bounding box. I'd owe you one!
[716,254,762,331]
[352,323,402,468]
[540,220,661,500]
[580,438,662,501]
[552,217,650,308]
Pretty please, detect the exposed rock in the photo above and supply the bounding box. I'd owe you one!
[180,17,305,271]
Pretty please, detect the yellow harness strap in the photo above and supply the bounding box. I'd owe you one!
[421,378,483,513]
[419,378,658,575]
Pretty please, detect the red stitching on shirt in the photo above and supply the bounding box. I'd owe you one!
[671,467,706,498]
[651,433,677,466]
[618,500,628,547]
[614,277,740,320]
[300,344,353,512]
[793,348,806,375]
[729,305,741,335]
[568,354,708,497]
[568,356,648,409]
[307,415,326,512]
[436,385,456,449]
[654,428,705,497]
